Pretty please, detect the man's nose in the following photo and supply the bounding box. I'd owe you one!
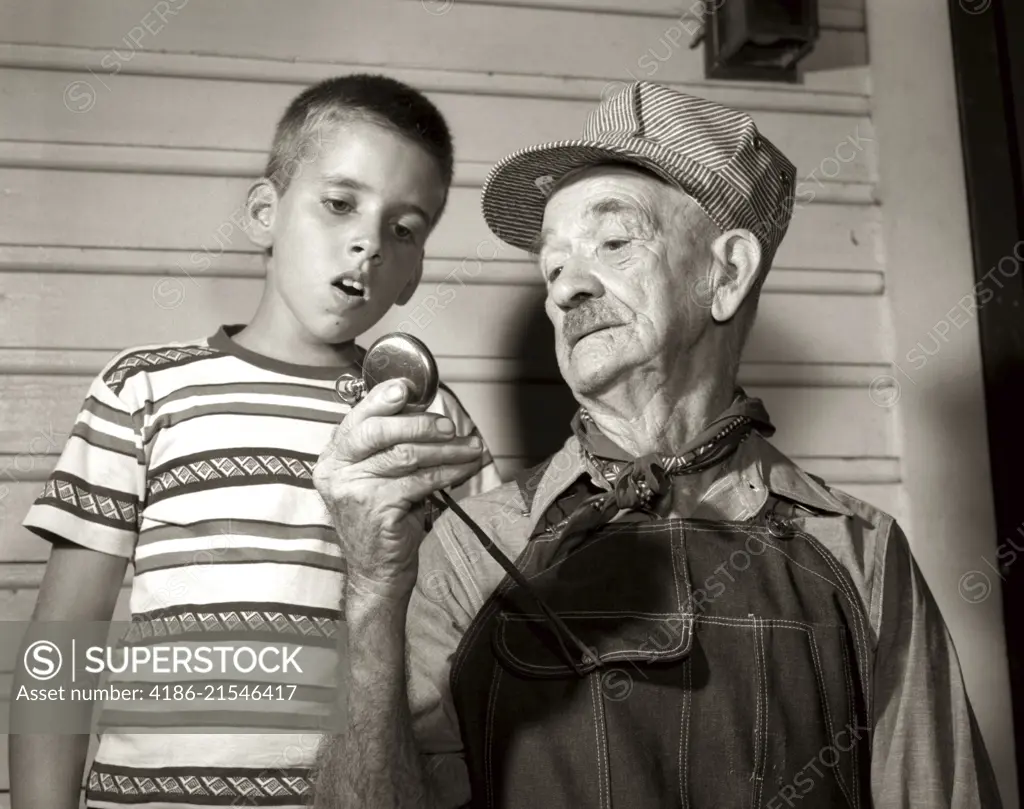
[549,262,605,310]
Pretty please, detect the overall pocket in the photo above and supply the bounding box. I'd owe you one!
[683,616,865,809]
[486,610,694,809]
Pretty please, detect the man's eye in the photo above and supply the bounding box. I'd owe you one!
[603,238,630,251]
[546,266,563,283]
[324,198,354,214]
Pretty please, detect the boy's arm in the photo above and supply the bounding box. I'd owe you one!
[869,520,1004,808]
[10,541,128,809]
[10,362,144,809]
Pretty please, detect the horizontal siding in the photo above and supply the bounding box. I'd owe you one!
[0,170,881,270]
[0,0,869,94]
[452,0,862,20]
[449,0,864,23]
[0,273,886,362]
[0,0,889,801]
[0,247,884,294]
[0,67,878,183]
[0,0,888,582]
[0,373,893,464]
[0,370,892,452]
[0,44,872,117]
[0,6,885,546]
[0,348,887,384]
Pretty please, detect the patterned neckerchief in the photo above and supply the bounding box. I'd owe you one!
[556,390,776,539]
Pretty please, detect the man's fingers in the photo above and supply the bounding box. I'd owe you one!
[324,379,410,458]
[328,380,462,463]
[364,439,484,477]
[341,379,410,431]
[395,459,488,505]
[356,413,461,458]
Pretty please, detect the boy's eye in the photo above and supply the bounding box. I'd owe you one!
[324,198,354,214]
[393,223,415,241]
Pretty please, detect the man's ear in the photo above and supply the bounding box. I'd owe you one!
[396,252,424,306]
[707,229,763,323]
[245,178,279,251]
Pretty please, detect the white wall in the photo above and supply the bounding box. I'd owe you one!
[0,0,1013,805]
[863,0,1018,805]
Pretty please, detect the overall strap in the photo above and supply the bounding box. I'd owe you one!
[512,457,553,515]
[511,459,606,545]
[435,465,600,673]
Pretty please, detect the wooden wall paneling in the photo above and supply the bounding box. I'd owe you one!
[0,372,893,459]
[0,172,881,271]
[0,271,885,362]
[0,0,869,94]
[451,0,864,29]
[0,0,889,801]
[0,68,878,188]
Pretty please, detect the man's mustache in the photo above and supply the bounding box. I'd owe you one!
[561,304,624,344]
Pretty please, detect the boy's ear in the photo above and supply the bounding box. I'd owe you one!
[396,252,424,306]
[245,178,279,250]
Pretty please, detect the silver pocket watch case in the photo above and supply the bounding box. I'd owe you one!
[334,332,439,413]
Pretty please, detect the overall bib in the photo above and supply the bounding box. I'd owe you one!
[448,473,872,809]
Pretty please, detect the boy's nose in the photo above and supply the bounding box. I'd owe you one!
[348,238,383,265]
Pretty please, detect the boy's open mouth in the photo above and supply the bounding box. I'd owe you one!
[331,275,366,298]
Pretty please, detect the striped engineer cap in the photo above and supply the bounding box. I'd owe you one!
[480,81,798,270]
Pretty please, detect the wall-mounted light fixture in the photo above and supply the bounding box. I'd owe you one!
[703,0,820,83]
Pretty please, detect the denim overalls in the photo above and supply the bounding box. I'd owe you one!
[448,471,872,809]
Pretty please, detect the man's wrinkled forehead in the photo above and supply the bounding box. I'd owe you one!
[533,172,666,254]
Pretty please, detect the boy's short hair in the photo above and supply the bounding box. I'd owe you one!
[264,73,454,204]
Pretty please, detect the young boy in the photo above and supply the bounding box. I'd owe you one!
[11,74,502,809]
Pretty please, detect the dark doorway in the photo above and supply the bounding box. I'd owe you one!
[947,0,1024,797]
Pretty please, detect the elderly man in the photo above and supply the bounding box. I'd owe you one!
[311,82,1002,808]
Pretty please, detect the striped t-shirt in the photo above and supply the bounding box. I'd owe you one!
[21,324,503,809]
